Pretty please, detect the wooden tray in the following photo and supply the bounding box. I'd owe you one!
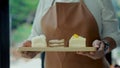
[18,47,96,52]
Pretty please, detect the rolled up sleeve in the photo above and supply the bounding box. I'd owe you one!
[101,0,120,46]
[28,0,45,40]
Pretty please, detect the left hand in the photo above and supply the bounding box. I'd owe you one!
[77,40,106,60]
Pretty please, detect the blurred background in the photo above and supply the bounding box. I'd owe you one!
[10,0,41,68]
[10,0,120,68]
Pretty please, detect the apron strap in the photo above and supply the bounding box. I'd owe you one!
[51,0,55,6]
[80,0,84,3]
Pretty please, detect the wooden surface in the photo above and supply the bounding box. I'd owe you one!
[18,47,96,52]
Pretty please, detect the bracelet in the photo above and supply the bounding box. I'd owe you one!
[102,40,110,52]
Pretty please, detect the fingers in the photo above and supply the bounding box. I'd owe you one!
[76,51,97,60]
[21,51,31,58]
[76,51,89,57]
[20,40,34,58]
[23,40,31,47]
[92,40,101,49]
[76,40,105,60]
[77,51,94,57]
[98,42,104,51]
[26,51,38,58]
[21,51,39,58]
[89,51,95,55]
[92,40,104,51]
[77,51,90,55]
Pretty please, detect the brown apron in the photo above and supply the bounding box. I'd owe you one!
[41,0,109,68]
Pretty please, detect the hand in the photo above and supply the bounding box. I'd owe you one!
[20,40,40,59]
[77,40,106,60]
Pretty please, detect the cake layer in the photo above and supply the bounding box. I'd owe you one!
[31,35,47,47]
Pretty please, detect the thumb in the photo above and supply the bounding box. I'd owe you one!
[92,40,101,48]
[23,40,31,47]
[92,40,102,50]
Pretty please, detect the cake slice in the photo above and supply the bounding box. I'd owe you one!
[69,34,86,48]
[31,35,47,47]
[48,39,64,47]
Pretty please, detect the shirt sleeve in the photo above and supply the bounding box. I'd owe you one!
[101,0,120,46]
[27,0,46,40]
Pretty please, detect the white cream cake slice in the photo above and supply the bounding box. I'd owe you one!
[31,35,47,47]
[69,34,86,48]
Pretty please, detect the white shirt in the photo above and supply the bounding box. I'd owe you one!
[28,0,120,46]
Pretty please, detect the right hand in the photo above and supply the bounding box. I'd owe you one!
[20,40,40,59]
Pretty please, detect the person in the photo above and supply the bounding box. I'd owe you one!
[21,0,120,68]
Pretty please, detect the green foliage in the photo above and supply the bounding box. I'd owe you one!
[12,23,32,43]
[10,0,39,29]
[10,0,39,44]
